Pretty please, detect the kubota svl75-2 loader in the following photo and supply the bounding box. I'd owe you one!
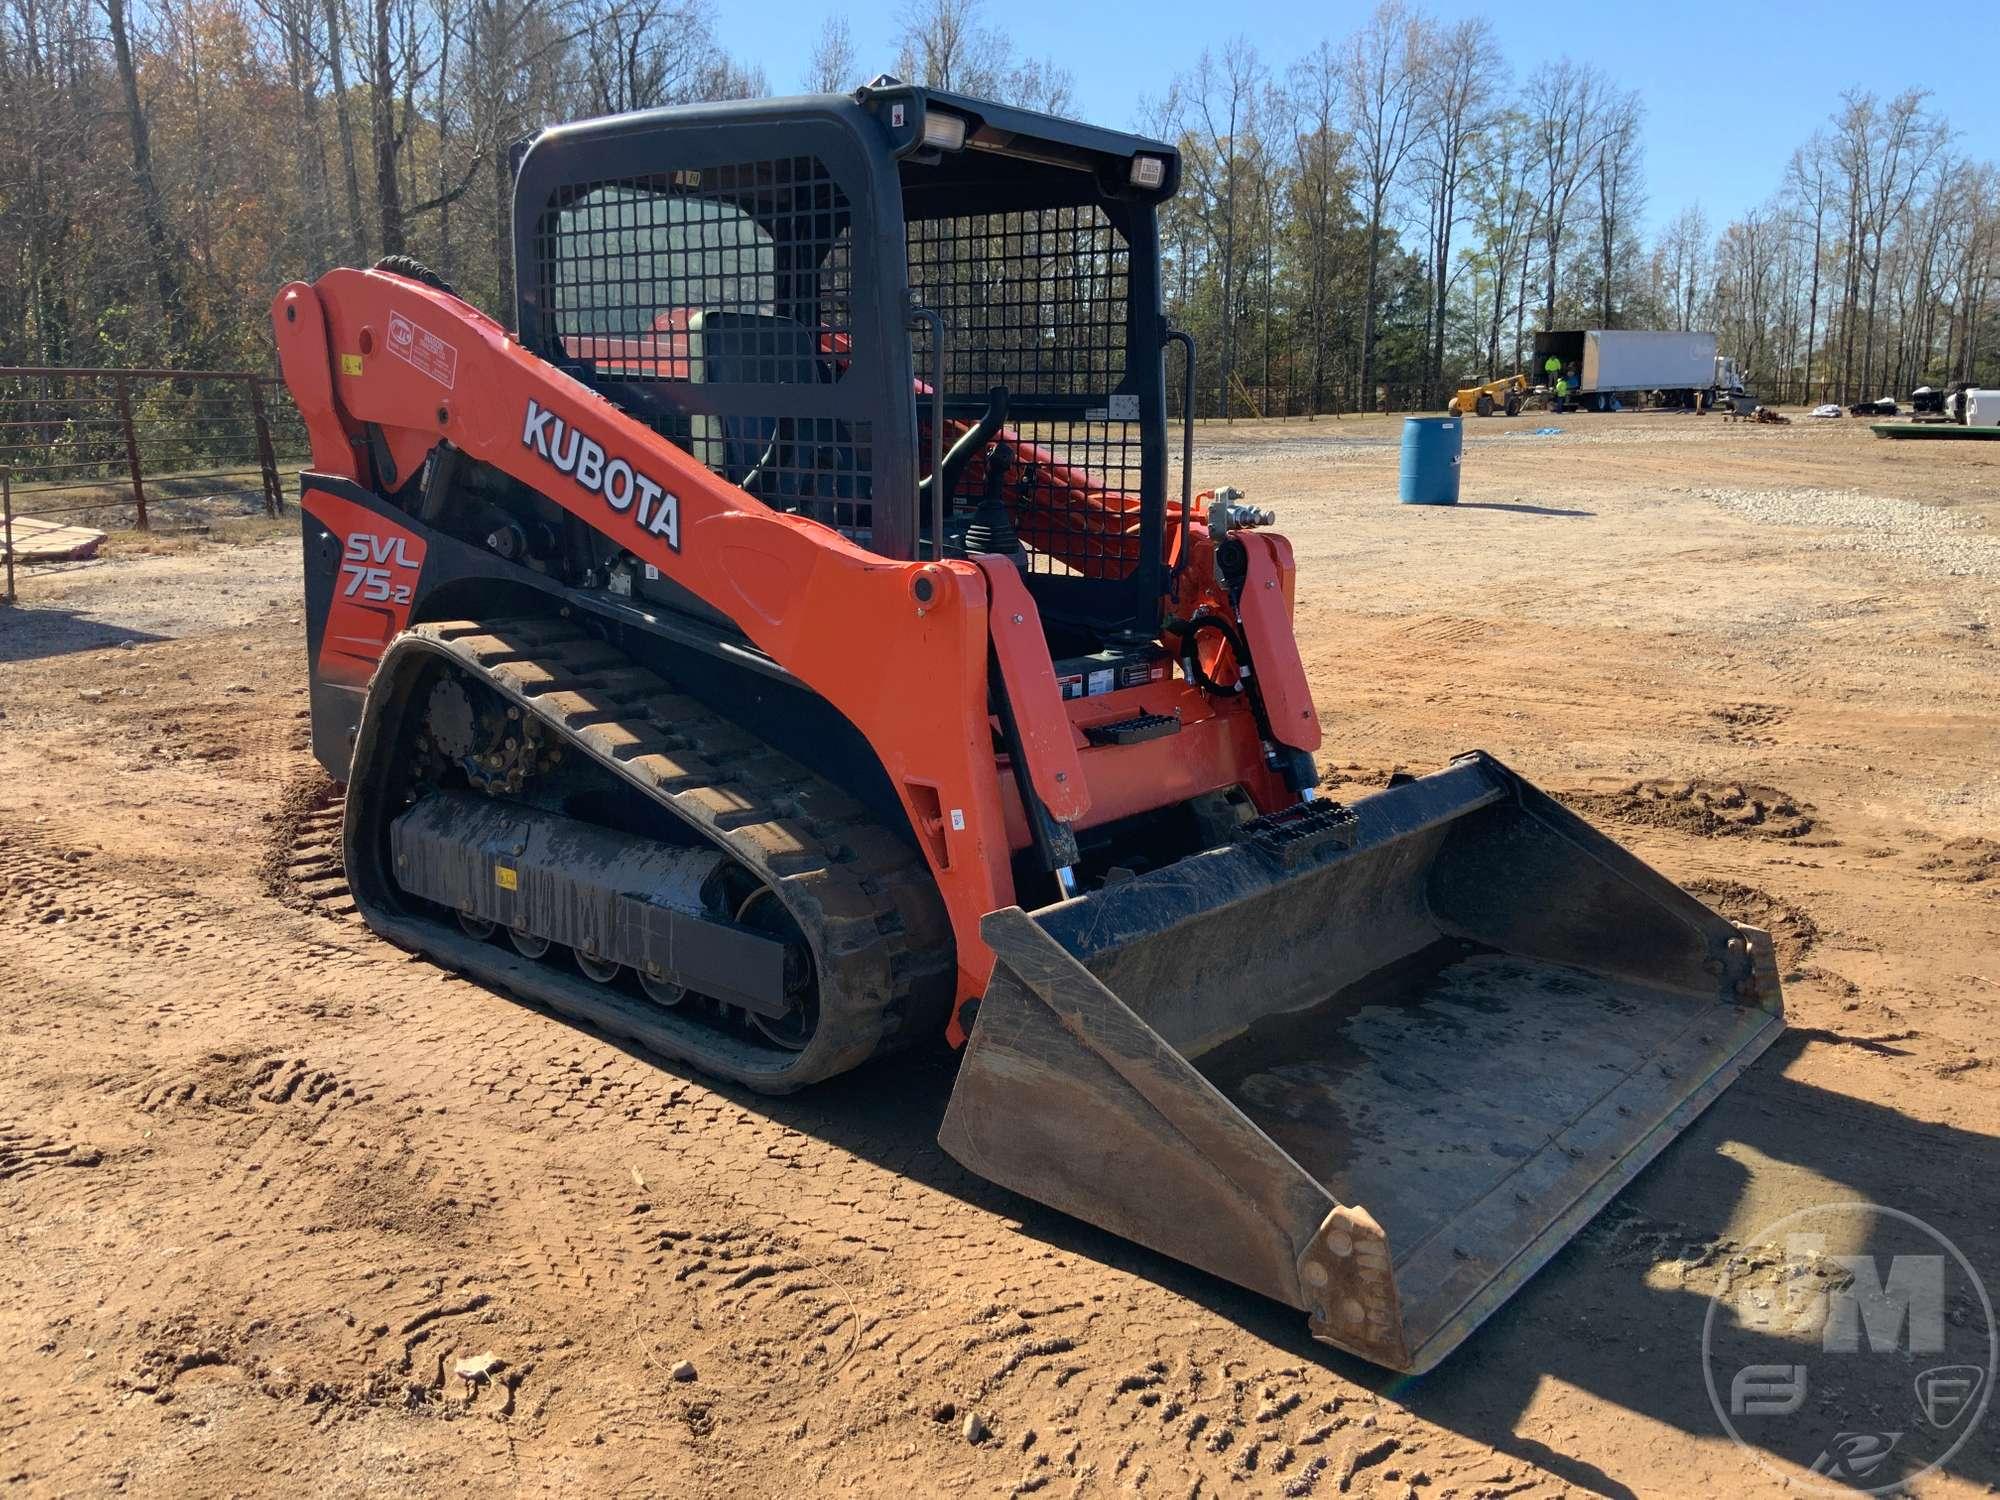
[273,79,1784,1374]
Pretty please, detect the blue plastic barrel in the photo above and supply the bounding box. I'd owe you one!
[1399,415,1462,505]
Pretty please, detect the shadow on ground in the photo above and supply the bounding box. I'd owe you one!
[566,1015,1997,1498]
[1452,501,1596,517]
[0,604,167,663]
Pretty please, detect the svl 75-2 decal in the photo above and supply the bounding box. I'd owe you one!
[302,487,428,686]
[341,530,421,606]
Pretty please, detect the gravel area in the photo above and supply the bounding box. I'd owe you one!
[1685,484,2000,580]
[1472,419,1856,448]
[1,536,302,662]
[1183,411,1867,468]
[1186,431,1395,470]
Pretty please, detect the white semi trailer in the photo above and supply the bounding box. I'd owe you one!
[1963,388,2000,427]
[1533,330,1744,410]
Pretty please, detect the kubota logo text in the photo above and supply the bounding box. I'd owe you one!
[522,398,680,551]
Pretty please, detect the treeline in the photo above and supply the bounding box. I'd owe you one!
[1139,6,1999,414]
[2,0,1994,414]
[0,0,768,372]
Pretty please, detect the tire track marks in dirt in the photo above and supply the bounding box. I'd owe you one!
[112,1053,370,1116]
[1,811,870,1466]
[12,429,1998,1497]
[0,734,1937,1500]
[1700,700,1788,747]
[1394,612,1498,655]
[0,1122,103,1182]
[103,698,310,784]
[0,783,1709,1498]
[1916,834,2000,884]
[258,769,354,919]
[0,820,586,1467]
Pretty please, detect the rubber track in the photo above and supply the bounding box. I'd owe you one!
[381,617,954,1090]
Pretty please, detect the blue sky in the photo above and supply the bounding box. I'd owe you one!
[713,0,1996,240]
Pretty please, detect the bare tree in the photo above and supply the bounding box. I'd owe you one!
[1285,40,1346,415]
[1413,16,1501,402]
[1174,39,1267,417]
[1340,0,1426,410]
[802,14,855,93]
[1784,134,1833,399]
[1711,206,1778,384]
[1524,57,1611,325]
[322,0,369,259]
[1656,204,1709,330]
[104,0,192,354]
[1851,89,1943,395]
[369,0,406,254]
[896,0,994,93]
[257,0,336,272]
[576,0,741,115]
[1952,165,1997,382]
[1468,110,1537,376]
[1591,89,1643,326]
[1005,54,1073,114]
[895,0,1071,108]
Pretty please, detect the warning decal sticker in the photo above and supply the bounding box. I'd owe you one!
[386,310,459,389]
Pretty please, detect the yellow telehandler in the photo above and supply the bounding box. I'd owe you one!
[1448,373,1529,417]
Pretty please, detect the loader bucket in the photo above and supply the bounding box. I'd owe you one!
[938,752,1784,1374]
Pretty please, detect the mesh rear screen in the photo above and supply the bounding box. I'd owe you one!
[536,157,871,538]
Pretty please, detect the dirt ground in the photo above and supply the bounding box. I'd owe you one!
[1,411,1996,1498]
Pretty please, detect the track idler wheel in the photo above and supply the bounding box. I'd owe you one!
[575,950,621,984]
[640,970,688,1007]
[734,887,818,1051]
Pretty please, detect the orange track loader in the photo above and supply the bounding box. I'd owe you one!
[275,80,1783,1374]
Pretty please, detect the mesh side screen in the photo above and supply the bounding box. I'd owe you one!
[907,206,1142,582]
[536,158,871,539]
[905,207,1129,395]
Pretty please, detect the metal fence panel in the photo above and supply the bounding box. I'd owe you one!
[0,367,307,597]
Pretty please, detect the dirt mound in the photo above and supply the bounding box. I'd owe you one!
[1708,702,1786,747]
[1683,878,1820,964]
[1917,836,2000,884]
[1318,762,1409,793]
[1565,777,1818,840]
